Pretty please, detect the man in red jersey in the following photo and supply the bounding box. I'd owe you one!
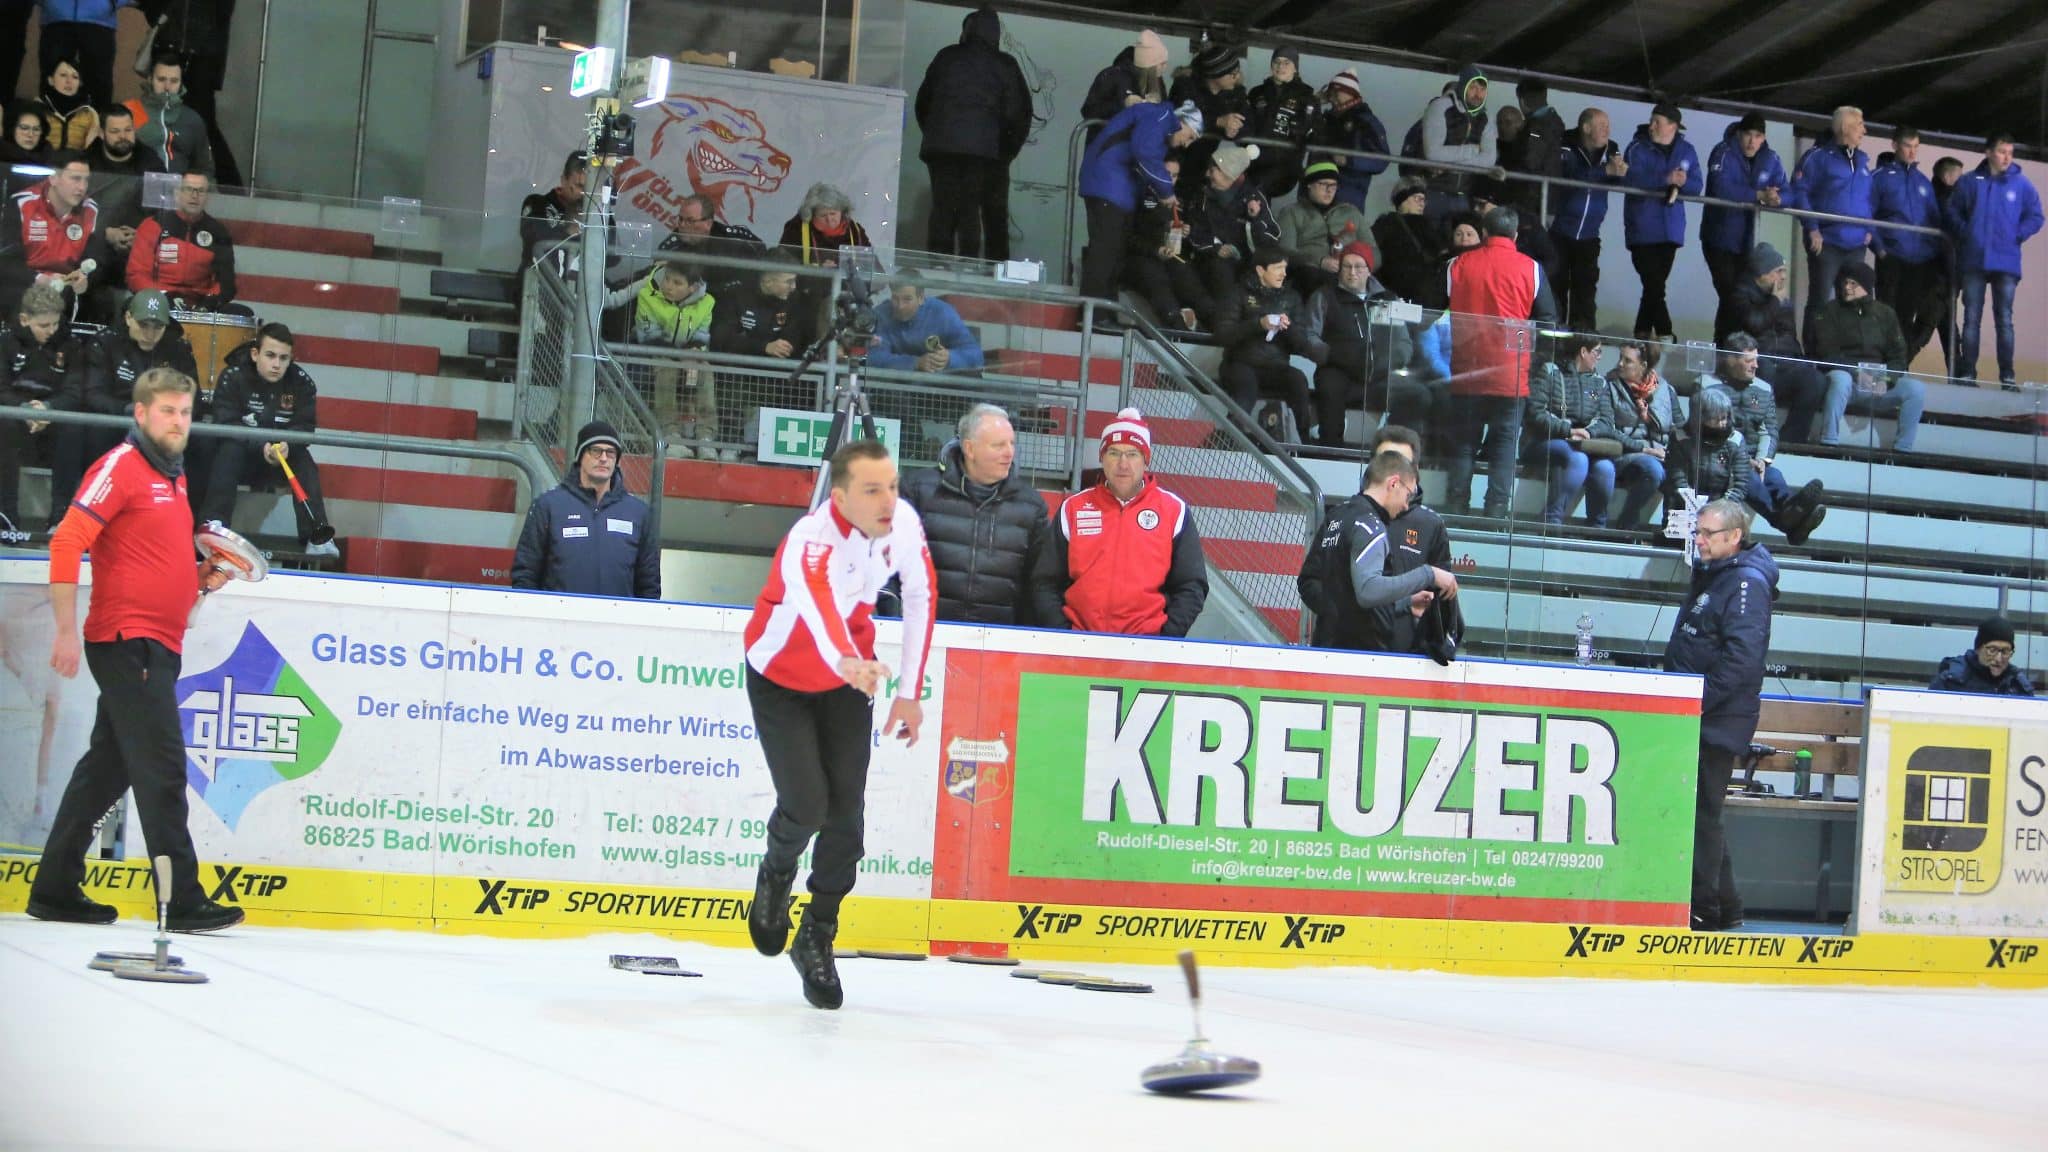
[25,366,245,934]
[1041,407,1209,636]
[742,439,934,1009]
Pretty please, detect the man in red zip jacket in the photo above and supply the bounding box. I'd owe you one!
[1040,408,1209,636]
[126,169,242,312]
[1445,205,1555,517]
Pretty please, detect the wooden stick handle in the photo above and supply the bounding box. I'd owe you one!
[1178,949,1200,1002]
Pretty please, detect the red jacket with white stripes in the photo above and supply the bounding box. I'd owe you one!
[745,499,936,699]
[1446,235,1549,398]
[127,208,237,303]
[49,434,198,654]
[1046,477,1209,637]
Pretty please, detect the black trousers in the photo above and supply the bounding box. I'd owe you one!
[47,423,125,528]
[926,155,1010,262]
[197,439,327,543]
[1080,197,1129,304]
[1692,743,1743,926]
[1,1,31,105]
[1314,362,1370,449]
[1876,255,1943,362]
[38,21,117,110]
[1553,235,1601,334]
[1124,252,1210,329]
[1703,247,1746,312]
[32,638,207,909]
[1220,359,1312,443]
[1629,243,1679,338]
[1771,358,1828,445]
[747,667,875,908]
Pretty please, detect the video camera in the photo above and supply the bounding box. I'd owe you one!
[829,246,887,351]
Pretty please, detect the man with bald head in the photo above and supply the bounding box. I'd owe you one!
[1548,107,1627,332]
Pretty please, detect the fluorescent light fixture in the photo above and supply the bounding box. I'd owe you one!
[633,55,671,108]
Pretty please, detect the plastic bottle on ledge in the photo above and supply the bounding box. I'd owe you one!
[1575,613,1595,667]
[1793,749,1813,798]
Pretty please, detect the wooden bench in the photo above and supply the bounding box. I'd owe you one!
[1728,697,1864,919]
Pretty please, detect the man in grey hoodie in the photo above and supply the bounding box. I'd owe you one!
[127,53,215,177]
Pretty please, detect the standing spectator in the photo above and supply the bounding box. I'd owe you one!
[1944,132,2043,388]
[1185,141,1278,307]
[519,151,587,284]
[27,365,245,934]
[1929,616,2035,697]
[914,6,1031,261]
[779,182,875,266]
[1712,242,1827,444]
[899,403,1058,627]
[1309,68,1388,211]
[1167,38,1248,198]
[1788,106,1874,338]
[1928,155,1967,371]
[1040,408,1208,636]
[1,1,31,107]
[1870,127,1944,361]
[1370,176,1442,307]
[1665,497,1778,932]
[1445,206,1555,516]
[603,259,717,455]
[510,420,660,599]
[867,274,984,375]
[84,106,166,260]
[1607,339,1675,530]
[1302,241,1420,448]
[1297,449,1459,652]
[1620,103,1702,341]
[1412,65,1493,220]
[1812,262,1925,453]
[1549,108,1626,334]
[153,0,241,187]
[53,289,194,518]
[124,53,214,177]
[37,1,132,111]
[0,282,82,531]
[37,57,101,152]
[657,192,765,296]
[1700,113,1786,309]
[1242,46,1318,199]
[1210,247,1311,441]
[1077,98,1201,307]
[708,255,815,461]
[1704,334,1827,544]
[1512,79,1566,211]
[1080,30,1169,143]
[0,152,112,317]
[1276,160,1367,296]
[1527,333,1619,526]
[198,323,338,557]
[127,168,239,310]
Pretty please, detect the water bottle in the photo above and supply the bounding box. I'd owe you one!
[1575,612,1595,666]
[1793,749,1813,798]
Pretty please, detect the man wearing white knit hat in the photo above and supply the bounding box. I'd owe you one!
[1039,407,1208,637]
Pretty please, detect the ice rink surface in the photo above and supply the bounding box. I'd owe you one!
[4,916,2046,1152]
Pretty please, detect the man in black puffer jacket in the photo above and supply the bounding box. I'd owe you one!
[1712,243,1825,444]
[915,6,1031,261]
[1301,242,1420,448]
[899,403,1060,626]
[1211,247,1313,441]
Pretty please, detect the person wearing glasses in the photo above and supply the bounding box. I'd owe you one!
[1929,616,2035,697]
[1665,497,1780,933]
[510,420,660,599]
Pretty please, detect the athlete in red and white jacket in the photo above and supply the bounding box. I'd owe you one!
[1042,408,1209,637]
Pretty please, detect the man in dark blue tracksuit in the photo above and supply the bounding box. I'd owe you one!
[1700,113,1787,310]
[511,420,661,599]
[1788,108,1874,343]
[1665,499,1778,932]
[1870,130,1947,361]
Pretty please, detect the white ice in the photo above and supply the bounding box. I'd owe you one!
[3,916,2045,1151]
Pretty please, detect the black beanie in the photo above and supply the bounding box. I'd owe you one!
[574,420,623,460]
[1975,615,2016,650]
[1836,261,1875,298]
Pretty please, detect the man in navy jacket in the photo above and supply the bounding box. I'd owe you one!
[1665,498,1779,932]
[1548,107,1625,333]
[511,421,661,599]
[1944,132,2044,387]
[1700,113,1786,310]
[1870,128,1947,361]
[1789,106,1875,342]
[1620,103,1703,341]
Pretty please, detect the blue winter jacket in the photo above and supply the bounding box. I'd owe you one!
[1079,101,1178,214]
[1943,159,2044,278]
[1620,125,1703,248]
[1789,142,1874,249]
[511,474,662,600]
[1664,541,1780,753]
[40,0,131,28]
[866,296,986,372]
[1870,160,1942,264]
[1549,131,1620,241]
[1700,128,1786,256]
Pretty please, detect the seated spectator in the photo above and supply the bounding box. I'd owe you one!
[1620,103,1703,342]
[38,56,100,152]
[0,282,81,532]
[1079,30,1169,143]
[51,290,195,517]
[1665,386,1749,515]
[1040,408,1208,636]
[1167,38,1248,199]
[124,53,214,177]
[1711,243,1825,445]
[1185,141,1279,306]
[1930,616,2036,697]
[709,254,816,460]
[520,151,588,285]
[1607,339,1676,530]
[197,323,337,557]
[510,420,660,599]
[127,169,243,313]
[1527,334,1619,526]
[84,105,166,262]
[1077,98,1202,309]
[1301,242,1421,449]
[1243,46,1317,199]
[1370,176,1443,307]
[867,274,983,376]
[779,182,874,266]
[3,101,49,168]
[1703,334,1827,544]
[1276,160,1367,296]
[899,403,1059,626]
[657,192,764,296]
[1308,68,1388,211]
[1210,247,1312,441]
[0,152,113,318]
[605,259,717,457]
[1549,107,1626,334]
[1298,448,1460,653]
[1121,156,1210,331]
[1811,263,1925,453]
[1445,206,1554,517]
[1700,113,1785,310]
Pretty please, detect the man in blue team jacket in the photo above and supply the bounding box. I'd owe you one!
[1620,102,1703,341]
[1665,498,1779,933]
[1789,106,1875,343]
[1944,132,2044,387]
[1700,112,1787,310]
[511,421,661,599]
[868,275,984,375]
[1870,128,1948,361]
[1548,107,1625,333]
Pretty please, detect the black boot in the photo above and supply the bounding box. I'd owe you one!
[26,888,118,925]
[789,910,843,1010]
[748,864,796,957]
[165,899,245,934]
[1785,503,1827,547]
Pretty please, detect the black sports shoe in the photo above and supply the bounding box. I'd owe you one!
[748,865,796,957]
[1785,503,1827,547]
[165,900,245,934]
[789,912,843,1010]
[25,890,118,925]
